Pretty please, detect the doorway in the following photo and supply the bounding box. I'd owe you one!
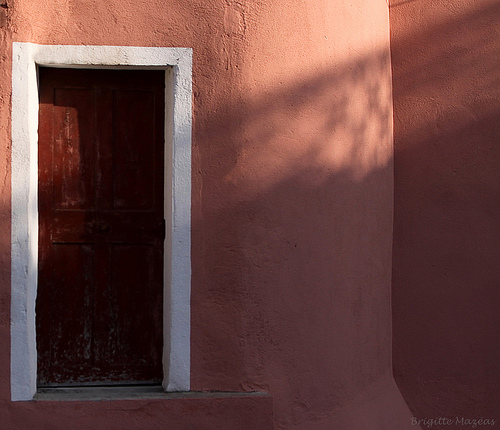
[36,68,165,386]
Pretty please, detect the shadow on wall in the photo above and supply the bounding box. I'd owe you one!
[190,44,407,429]
[390,0,500,425]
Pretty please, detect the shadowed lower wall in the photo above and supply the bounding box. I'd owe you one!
[390,0,500,425]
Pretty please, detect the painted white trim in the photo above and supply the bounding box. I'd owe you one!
[11,43,192,401]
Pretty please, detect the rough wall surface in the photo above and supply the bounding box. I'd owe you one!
[390,0,500,426]
[0,0,415,428]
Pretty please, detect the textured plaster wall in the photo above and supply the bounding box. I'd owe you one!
[390,0,500,425]
[0,0,417,429]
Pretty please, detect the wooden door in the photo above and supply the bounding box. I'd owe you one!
[36,68,165,386]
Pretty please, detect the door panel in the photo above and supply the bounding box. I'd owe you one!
[52,88,96,210]
[108,244,162,365]
[36,68,165,386]
[112,90,157,211]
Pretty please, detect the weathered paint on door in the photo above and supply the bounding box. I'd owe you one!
[36,68,165,386]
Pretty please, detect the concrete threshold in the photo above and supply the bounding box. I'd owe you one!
[35,386,270,402]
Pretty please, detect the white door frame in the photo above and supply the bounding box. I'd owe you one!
[11,43,192,401]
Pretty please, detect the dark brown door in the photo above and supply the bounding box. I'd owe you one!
[36,68,165,386]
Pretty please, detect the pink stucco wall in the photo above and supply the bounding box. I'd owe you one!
[0,1,417,429]
[391,0,500,426]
